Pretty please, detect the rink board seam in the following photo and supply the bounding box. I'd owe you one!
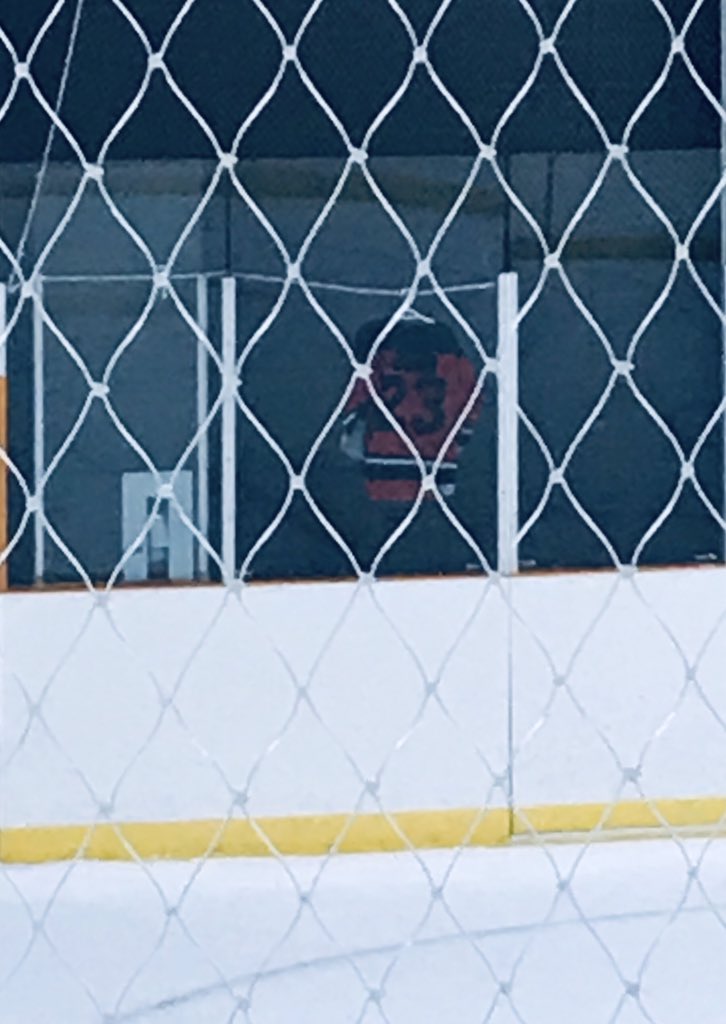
[2,799,725,863]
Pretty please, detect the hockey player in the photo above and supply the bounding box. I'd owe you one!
[340,315,482,504]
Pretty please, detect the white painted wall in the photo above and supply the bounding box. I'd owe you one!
[3,566,726,830]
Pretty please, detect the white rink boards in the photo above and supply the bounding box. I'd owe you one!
[4,567,726,837]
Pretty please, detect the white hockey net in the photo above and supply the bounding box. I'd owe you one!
[2,0,726,1021]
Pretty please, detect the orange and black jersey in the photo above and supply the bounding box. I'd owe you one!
[343,319,482,503]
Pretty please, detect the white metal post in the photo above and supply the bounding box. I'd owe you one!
[195,275,209,579]
[33,278,45,582]
[497,271,519,576]
[221,276,237,585]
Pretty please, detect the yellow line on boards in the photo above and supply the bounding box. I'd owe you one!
[0,809,511,864]
[512,797,726,837]
[2,799,726,864]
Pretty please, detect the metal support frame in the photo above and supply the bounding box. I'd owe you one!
[221,276,237,585]
[9,264,510,588]
[195,275,209,579]
[497,271,520,576]
[33,279,45,582]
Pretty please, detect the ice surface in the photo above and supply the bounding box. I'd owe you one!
[2,837,726,1022]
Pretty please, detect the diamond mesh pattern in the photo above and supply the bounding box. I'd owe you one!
[1,0,726,1021]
